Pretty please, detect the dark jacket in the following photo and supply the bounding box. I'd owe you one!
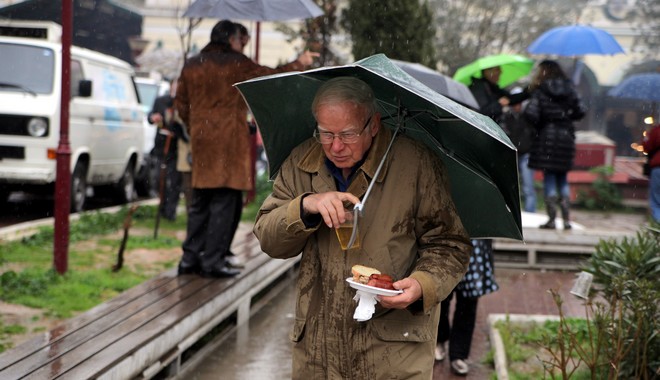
[500,109,534,155]
[148,94,181,159]
[524,79,586,172]
[469,77,528,124]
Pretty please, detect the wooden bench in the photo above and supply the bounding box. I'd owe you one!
[493,227,634,270]
[0,223,299,379]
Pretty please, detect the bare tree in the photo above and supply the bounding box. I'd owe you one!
[633,0,660,56]
[173,0,203,64]
[275,0,343,67]
[429,0,587,75]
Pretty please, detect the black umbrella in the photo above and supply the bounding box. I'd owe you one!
[183,0,323,62]
[236,54,523,240]
[390,59,479,110]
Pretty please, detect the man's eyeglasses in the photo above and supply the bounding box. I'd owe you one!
[313,115,372,145]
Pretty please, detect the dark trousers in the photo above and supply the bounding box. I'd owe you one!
[438,291,479,361]
[180,187,242,272]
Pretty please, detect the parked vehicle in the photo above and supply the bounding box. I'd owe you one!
[0,21,144,212]
[134,74,170,197]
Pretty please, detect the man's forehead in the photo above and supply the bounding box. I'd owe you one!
[317,100,364,116]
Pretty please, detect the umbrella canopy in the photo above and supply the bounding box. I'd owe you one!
[391,59,479,110]
[527,25,625,56]
[235,54,523,240]
[183,0,323,63]
[453,54,534,88]
[183,0,324,21]
[607,73,660,102]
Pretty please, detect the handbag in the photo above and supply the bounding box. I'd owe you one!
[644,148,658,176]
[643,160,651,176]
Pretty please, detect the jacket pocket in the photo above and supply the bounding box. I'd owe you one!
[289,317,306,342]
[370,309,434,343]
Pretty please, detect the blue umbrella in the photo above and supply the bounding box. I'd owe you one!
[608,73,660,102]
[527,25,625,56]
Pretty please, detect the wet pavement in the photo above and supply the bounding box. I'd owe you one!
[186,208,649,379]
[185,267,593,380]
[187,281,296,379]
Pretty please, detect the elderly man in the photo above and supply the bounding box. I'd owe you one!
[253,77,471,379]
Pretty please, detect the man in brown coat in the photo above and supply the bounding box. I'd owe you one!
[254,77,471,378]
[175,20,317,278]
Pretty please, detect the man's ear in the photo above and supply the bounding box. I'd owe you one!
[371,113,382,136]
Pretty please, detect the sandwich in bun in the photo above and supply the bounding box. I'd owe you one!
[351,265,396,290]
[351,265,381,284]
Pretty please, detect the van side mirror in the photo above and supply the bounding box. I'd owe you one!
[77,80,92,98]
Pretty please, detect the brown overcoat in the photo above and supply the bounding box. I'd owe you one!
[175,44,304,190]
[254,127,472,379]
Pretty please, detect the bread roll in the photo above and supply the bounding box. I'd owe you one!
[351,265,381,284]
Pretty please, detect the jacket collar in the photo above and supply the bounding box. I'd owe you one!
[297,127,393,197]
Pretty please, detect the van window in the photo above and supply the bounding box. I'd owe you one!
[85,62,138,104]
[70,59,83,96]
[135,81,159,108]
[0,42,55,94]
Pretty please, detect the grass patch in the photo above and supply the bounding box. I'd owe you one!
[0,321,27,352]
[0,267,146,318]
[0,179,274,351]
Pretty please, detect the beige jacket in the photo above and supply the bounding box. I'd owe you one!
[254,127,471,379]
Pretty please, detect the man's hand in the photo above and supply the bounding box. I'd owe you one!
[150,112,163,126]
[302,191,361,228]
[297,50,320,67]
[377,277,422,309]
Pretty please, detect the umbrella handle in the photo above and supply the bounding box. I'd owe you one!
[345,121,403,249]
[346,205,362,249]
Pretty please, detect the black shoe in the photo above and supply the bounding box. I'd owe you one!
[177,264,200,276]
[564,222,572,230]
[539,220,556,229]
[200,266,241,278]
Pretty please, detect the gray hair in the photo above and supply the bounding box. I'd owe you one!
[311,77,377,118]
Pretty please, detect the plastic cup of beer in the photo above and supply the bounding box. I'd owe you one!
[336,210,359,250]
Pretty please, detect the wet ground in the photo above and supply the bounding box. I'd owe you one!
[186,208,649,379]
[187,281,296,379]
[184,267,596,380]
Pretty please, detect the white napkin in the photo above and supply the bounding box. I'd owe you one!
[352,290,378,322]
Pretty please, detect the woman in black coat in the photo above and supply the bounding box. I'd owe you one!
[524,60,586,230]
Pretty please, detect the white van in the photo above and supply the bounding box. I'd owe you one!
[0,21,144,212]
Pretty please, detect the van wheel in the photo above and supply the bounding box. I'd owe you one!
[116,162,136,203]
[71,163,87,213]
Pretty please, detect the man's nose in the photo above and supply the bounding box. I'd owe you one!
[330,136,345,150]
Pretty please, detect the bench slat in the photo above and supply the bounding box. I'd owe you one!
[2,276,213,379]
[0,272,186,372]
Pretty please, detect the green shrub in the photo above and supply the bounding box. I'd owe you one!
[575,166,622,211]
[541,226,659,379]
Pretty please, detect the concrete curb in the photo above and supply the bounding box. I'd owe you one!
[0,198,159,243]
[487,313,561,380]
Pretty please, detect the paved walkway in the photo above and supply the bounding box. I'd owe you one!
[433,208,648,379]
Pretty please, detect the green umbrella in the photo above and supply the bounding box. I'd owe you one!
[453,54,534,88]
[235,54,523,240]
